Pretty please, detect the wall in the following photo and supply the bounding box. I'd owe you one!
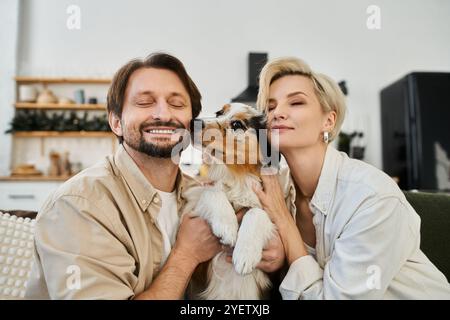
[0,0,19,176]
[1,0,450,173]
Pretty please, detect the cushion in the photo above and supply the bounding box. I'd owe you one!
[0,211,36,299]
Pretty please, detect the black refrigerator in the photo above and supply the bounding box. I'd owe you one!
[380,72,450,191]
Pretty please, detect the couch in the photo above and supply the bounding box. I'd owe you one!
[0,191,449,299]
[403,191,450,281]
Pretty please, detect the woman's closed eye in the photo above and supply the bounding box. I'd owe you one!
[290,100,305,106]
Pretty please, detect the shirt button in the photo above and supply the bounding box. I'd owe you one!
[141,199,147,205]
[154,197,160,204]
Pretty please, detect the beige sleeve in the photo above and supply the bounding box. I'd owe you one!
[26,195,137,300]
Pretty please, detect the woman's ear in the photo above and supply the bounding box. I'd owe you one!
[323,110,337,133]
[108,112,123,138]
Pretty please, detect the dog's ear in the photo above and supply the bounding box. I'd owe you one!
[247,114,266,132]
[246,114,267,148]
[247,114,270,166]
[249,114,281,168]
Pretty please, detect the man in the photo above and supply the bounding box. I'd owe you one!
[25,53,224,299]
[26,53,284,299]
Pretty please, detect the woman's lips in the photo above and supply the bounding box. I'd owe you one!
[270,126,294,133]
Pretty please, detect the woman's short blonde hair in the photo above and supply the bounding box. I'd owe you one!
[256,57,346,142]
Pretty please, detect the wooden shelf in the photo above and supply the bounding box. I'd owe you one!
[15,102,107,110]
[7,77,117,179]
[14,77,111,84]
[13,131,114,138]
[0,175,72,182]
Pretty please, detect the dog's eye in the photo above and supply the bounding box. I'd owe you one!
[231,120,245,131]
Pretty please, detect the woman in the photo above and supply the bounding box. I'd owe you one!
[253,57,450,299]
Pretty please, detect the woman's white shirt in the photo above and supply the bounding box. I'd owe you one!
[279,146,450,299]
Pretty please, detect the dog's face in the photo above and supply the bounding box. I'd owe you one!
[192,103,267,166]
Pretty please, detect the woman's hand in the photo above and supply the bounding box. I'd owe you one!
[252,172,293,227]
[253,172,308,265]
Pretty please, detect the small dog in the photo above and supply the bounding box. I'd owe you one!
[182,103,287,299]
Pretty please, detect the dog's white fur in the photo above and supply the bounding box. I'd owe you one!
[183,165,275,299]
[182,103,278,299]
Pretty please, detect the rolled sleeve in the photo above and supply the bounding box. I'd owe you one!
[280,255,323,300]
[279,197,417,300]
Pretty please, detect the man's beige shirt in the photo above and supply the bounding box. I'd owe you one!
[25,145,199,299]
[25,144,296,299]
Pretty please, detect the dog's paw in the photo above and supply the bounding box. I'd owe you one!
[210,215,239,246]
[232,240,263,275]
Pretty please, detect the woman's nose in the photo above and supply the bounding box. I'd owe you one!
[272,104,288,120]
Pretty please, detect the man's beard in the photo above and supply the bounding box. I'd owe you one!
[123,121,187,158]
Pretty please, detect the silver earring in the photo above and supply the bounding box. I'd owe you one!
[323,132,329,143]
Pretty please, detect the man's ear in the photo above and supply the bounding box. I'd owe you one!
[108,112,123,138]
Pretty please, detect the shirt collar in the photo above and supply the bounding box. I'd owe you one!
[114,144,185,212]
[309,146,341,216]
[174,169,185,204]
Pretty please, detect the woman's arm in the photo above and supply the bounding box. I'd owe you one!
[285,197,416,299]
[254,173,417,300]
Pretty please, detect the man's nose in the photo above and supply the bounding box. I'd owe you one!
[152,101,172,121]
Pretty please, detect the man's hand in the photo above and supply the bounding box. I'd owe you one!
[173,213,222,266]
[135,214,221,300]
[256,230,285,273]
